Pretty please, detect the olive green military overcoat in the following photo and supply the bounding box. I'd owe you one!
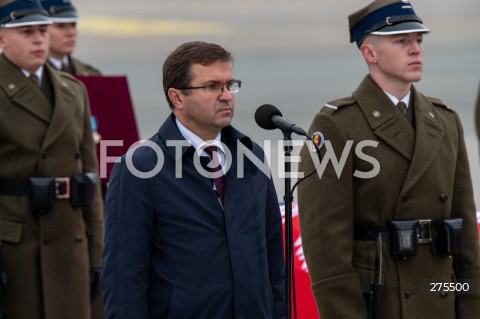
[298,75,480,319]
[66,55,105,319]
[69,56,102,76]
[0,54,104,319]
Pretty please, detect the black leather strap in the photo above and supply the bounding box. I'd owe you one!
[0,179,28,196]
[354,224,388,241]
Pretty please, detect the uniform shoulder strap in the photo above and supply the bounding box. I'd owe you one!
[322,96,356,114]
[425,96,452,112]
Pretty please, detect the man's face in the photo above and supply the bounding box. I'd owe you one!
[369,32,425,84]
[0,24,49,73]
[48,22,77,60]
[174,61,235,141]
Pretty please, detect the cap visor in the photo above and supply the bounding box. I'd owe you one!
[1,14,52,28]
[371,21,430,35]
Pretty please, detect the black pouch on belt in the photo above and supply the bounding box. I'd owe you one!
[28,177,55,213]
[387,220,419,258]
[71,172,98,209]
[432,218,463,256]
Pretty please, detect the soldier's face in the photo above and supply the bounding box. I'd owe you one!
[368,32,425,84]
[172,61,235,141]
[0,24,49,74]
[48,22,77,60]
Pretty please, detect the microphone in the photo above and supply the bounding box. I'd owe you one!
[255,104,307,136]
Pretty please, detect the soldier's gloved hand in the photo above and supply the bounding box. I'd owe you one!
[90,267,102,303]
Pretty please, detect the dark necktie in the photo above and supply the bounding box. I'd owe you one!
[29,74,39,87]
[397,101,414,126]
[61,63,70,73]
[397,101,407,115]
[204,146,225,204]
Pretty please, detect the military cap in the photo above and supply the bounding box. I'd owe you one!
[0,0,51,28]
[41,0,79,22]
[349,0,429,47]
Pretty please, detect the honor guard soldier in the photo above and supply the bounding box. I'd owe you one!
[42,0,101,76]
[298,1,480,318]
[41,3,106,317]
[0,1,104,318]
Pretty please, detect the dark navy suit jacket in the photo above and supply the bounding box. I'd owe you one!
[101,114,285,318]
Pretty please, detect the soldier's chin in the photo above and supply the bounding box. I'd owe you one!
[411,74,422,83]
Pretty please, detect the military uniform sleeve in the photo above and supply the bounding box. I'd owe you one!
[298,111,367,319]
[78,84,105,268]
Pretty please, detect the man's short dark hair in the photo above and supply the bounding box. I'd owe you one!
[162,41,233,109]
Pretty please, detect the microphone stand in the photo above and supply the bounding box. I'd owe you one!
[282,130,295,319]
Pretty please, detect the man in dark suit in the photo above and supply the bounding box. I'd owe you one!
[42,0,101,76]
[0,0,103,318]
[298,1,480,318]
[101,41,285,319]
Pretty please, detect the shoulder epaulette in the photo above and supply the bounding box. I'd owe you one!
[322,96,356,113]
[84,65,102,75]
[426,96,451,111]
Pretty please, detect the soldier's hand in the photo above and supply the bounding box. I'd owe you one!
[90,267,102,303]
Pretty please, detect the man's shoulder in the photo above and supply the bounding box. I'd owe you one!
[49,65,85,91]
[424,96,453,112]
[71,56,102,76]
[321,96,357,114]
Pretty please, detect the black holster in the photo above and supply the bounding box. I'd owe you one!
[387,220,419,258]
[28,177,55,213]
[432,218,463,256]
[71,172,98,209]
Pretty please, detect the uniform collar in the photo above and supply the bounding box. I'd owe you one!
[384,90,411,108]
[47,56,69,70]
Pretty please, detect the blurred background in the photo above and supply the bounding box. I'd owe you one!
[75,0,480,206]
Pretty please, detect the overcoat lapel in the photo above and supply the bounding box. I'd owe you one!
[41,64,77,149]
[354,76,415,161]
[400,87,444,192]
[0,54,51,123]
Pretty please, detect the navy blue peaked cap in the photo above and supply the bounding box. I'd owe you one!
[41,0,79,22]
[349,0,429,47]
[0,0,51,27]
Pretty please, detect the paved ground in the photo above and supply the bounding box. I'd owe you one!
[75,0,480,206]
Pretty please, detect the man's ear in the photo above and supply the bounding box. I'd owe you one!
[168,88,184,111]
[360,43,377,63]
[0,30,6,49]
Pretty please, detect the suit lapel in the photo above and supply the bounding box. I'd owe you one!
[353,76,415,161]
[41,64,77,149]
[0,54,52,124]
[401,88,444,192]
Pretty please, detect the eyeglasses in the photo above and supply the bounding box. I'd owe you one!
[177,80,241,94]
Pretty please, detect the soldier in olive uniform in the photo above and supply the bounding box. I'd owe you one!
[0,1,103,318]
[298,1,480,318]
[41,2,105,318]
[42,0,101,76]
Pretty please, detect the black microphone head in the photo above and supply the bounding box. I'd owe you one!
[255,104,283,130]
